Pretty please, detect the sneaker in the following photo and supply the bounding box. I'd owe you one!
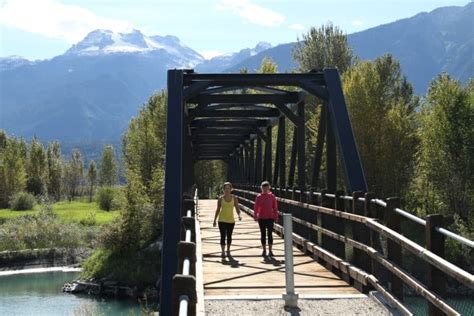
[262,250,267,257]
[268,251,274,257]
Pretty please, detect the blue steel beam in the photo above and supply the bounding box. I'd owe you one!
[323,69,368,192]
[160,69,184,316]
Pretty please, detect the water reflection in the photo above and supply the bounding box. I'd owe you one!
[0,271,142,316]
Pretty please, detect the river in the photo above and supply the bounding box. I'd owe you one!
[0,269,144,315]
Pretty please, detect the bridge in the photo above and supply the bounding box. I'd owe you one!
[159,70,474,315]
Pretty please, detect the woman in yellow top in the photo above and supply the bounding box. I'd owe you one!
[213,182,242,258]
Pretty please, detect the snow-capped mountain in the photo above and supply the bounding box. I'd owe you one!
[1,29,274,142]
[66,29,204,67]
[195,41,272,72]
[0,56,36,71]
[0,29,211,141]
[3,2,470,142]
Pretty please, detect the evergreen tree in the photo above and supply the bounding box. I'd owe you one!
[258,57,278,74]
[87,160,98,203]
[194,161,226,198]
[99,145,118,187]
[293,22,354,73]
[292,23,355,188]
[122,91,167,209]
[0,130,6,150]
[46,141,63,201]
[63,149,84,200]
[343,54,418,197]
[411,75,473,221]
[0,135,27,207]
[26,137,47,195]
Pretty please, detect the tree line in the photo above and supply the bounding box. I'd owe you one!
[1,22,471,282]
[0,132,119,208]
[293,23,473,235]
[195,23,473,240]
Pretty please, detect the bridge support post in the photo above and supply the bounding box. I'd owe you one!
[426,214,446,316]
[282,214,299,307]
[160,69,184,316]
[264,126,272,182]
[386,197,403,301]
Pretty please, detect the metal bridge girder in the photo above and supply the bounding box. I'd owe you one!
[161,68,368,315]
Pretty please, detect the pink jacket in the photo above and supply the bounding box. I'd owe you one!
[254,192,278,220]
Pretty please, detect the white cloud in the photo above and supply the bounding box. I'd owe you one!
[289,23,304,31]
[200,50,224,60]
[217,0,285,27]
[0,0,132,43]
[352,20,364,27]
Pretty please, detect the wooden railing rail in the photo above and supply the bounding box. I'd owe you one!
[233,186,473,316]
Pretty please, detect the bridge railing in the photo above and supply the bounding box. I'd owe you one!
[172,189,199,316]
[233,185,473,316]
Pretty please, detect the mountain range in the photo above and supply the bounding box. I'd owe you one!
[0,2,472,142]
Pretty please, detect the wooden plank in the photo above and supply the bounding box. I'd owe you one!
[198,199,360,297]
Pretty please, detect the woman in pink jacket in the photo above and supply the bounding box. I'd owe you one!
[253,181,279,258]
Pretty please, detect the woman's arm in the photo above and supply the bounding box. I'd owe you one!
[253,195,259,221]
[273,194,279,221]
[234,196,242,220]
[213,197,221,227]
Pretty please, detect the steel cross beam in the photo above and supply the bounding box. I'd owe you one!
[189,108,280,118]
[191,119,270,128]
[188,93,300,105]
[183,72,326,86]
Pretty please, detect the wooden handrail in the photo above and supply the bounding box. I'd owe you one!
[233,187,473,315]
[366,219,474,288]
[238,195,463,314]
[236,185,474,248]
[234,188,370,223]
[237,202,412,316]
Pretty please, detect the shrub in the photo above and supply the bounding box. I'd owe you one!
[9,192,36,210]
[0,204,84,251]
[81,247,160,285]
[96,187,115,211]
[80,210,97,226]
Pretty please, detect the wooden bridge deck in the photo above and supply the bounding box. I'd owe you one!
[198,199,362,298]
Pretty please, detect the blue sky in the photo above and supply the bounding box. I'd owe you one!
[0,0,471,60]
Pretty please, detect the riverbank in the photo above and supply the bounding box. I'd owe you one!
[63,278,159,302]
[0,266,81,276]
[0,247,91,271]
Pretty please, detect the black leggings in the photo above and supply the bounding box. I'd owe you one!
[258,219,274,245]
[218,222,235,245]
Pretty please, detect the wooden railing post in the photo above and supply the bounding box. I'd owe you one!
[308,188,318,245]
[320,190,332,257]
[293,186,299,202]
[334,191,346,261]
[352,191,370,293]
[426,214,446,316]
[182,198,195,217]
[321,190,345,269]
[364,192,378,278]
[386,197,403,301]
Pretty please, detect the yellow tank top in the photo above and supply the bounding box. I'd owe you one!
[218,196,235,223]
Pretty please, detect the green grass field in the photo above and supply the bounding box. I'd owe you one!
[0,201,120,225]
